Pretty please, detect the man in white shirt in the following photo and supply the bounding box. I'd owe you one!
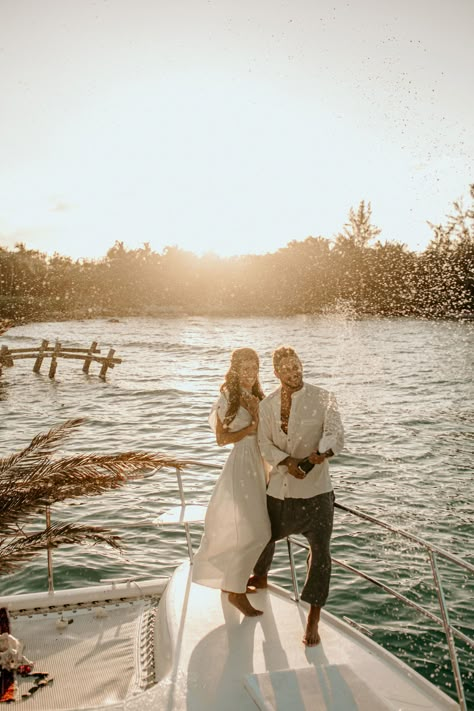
[249,345,344,646]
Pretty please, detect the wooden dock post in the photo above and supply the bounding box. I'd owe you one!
[1,345,11,376]
[82,340,99,374]
[99,348,115,380]
[33,339,49,373]
[49,341,61,379]
[1,345,13,367]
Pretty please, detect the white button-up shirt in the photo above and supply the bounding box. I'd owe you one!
[258,383,344,500]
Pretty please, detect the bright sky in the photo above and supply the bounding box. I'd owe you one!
[0,0,472,261]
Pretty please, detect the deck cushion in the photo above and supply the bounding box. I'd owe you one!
[8,599,158,708]
[244,664,392,711]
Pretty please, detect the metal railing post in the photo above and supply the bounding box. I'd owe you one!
[45,505,54,594]
[286,537,300,602]
[175,467,194,563]
[428,550,467,711]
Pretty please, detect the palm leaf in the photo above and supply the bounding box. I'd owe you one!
[0,452,184,536]
[0,419,188,578]
[0,523,121,576]
[0,418,84,480]
[0,452,185,534]
[1,450,183,495]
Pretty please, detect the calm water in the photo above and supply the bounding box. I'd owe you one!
[1,315,473,703]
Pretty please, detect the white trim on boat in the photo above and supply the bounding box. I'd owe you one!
[1,578,168,612]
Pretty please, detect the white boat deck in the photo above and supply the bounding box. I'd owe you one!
[2,563,459,710]
[143,561,458,711]
[1,578,168,710]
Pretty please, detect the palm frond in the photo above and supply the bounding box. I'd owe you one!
[0,420,188,578]
[0,418,84,479]
[0,491,46,532]
[0,452,185,534]
[0,523,121,576]
[44,450,184,479]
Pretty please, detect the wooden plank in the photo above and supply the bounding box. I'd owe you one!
[99,348,115,380]
[54,346,102,353]
[33,340,49,373]
[10,346,53,354]
[48,342,61,379]
[10,346,102,354]
[82,340,99,374]
[9,347,51,354]
[13,353,53,361]
[10,352,122,364]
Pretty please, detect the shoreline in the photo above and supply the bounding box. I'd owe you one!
[2,308,474,330]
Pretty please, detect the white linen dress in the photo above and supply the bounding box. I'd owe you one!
[192,392,271,593]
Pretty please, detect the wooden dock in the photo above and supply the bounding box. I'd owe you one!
[0,340,122,380]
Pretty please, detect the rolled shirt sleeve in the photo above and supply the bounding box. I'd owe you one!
[318,391,344,456]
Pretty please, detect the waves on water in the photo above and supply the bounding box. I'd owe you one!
[0,315,473,702]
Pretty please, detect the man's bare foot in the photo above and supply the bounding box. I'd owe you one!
[247,574,268,589]
[227,592,263,616]
[303,606,321,646]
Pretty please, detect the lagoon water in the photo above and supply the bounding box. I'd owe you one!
[1,315,473,702]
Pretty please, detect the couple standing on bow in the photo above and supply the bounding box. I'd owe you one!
[192,345,344,647]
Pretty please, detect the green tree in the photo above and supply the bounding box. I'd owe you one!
[336,200,381,248]
[419,185,474,316]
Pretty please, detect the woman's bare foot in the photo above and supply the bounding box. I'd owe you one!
[246,574,268,589]
[227,592,263,616]
[303,606,321,646]
[222,586,257,594]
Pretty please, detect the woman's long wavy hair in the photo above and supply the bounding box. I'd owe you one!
[220,348,264,428]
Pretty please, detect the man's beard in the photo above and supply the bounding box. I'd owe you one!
[281,375,303,390]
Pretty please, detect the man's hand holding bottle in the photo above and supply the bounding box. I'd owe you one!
[282,449,334,479]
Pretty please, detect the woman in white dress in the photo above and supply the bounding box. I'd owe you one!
[192,348,271,616]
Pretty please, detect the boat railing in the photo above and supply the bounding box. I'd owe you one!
[283,503,473,711]
[38,460,472,710]
[164,462,473,711]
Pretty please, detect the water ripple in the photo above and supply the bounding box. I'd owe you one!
[1,316,473,704]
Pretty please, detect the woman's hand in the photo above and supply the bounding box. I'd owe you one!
[216,411,258,445]
[247,418,258,435]
[241,392,260,418]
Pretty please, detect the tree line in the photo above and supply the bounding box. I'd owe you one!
[1,187,473,322]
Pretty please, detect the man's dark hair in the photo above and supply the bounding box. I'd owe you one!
[272,345,299,370]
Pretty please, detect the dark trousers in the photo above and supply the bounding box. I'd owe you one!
[253,491,335,607]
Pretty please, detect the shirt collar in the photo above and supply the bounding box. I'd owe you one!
[273,382,306,405]
[292,382,306,399]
